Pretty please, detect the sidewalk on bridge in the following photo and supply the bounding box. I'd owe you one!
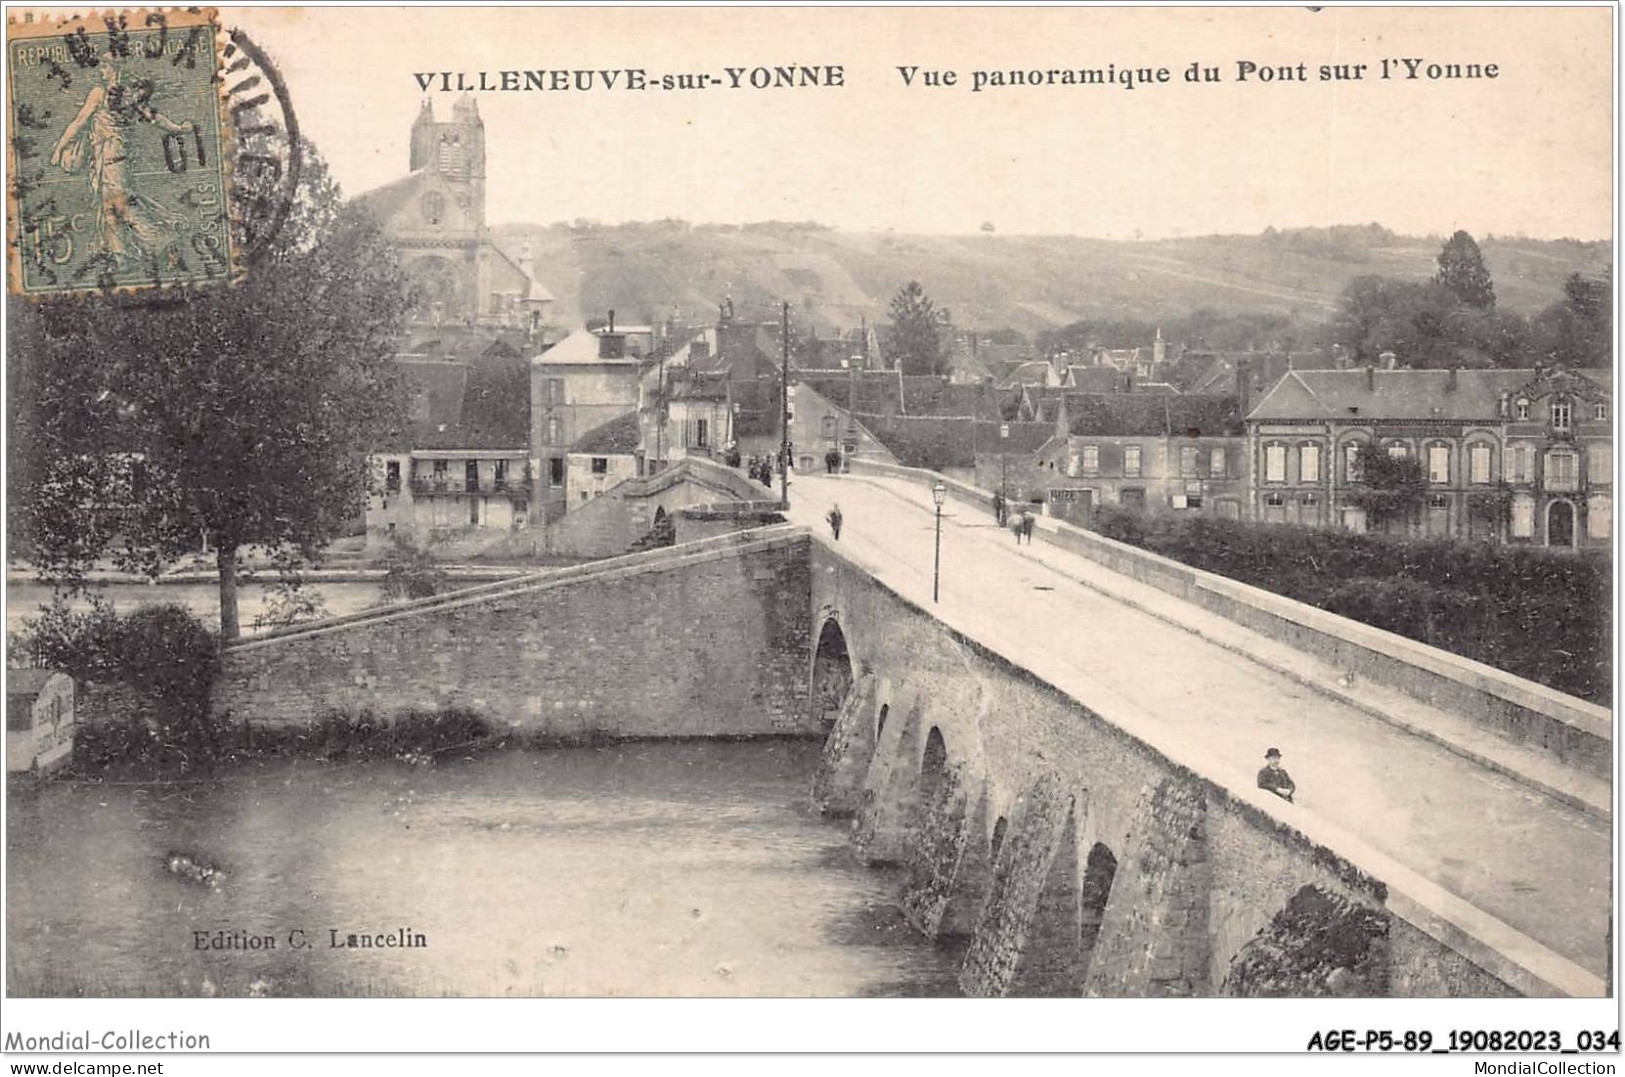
[844,474,1611,823]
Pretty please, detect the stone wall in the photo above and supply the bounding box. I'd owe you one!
[809,544,1547,997]
[213,532,816,739]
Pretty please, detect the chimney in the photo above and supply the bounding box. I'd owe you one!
[1365,364,1375,392]
[608,309,616,334]
[1447,367,1459,392]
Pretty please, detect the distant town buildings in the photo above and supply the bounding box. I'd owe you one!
[1035,393,1249,524]
[356,106,1607,556]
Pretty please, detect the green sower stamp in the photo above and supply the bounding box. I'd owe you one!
[7,9,233,296]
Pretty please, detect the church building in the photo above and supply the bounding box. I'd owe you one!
[357,96,553,333]
[357,98,557,551]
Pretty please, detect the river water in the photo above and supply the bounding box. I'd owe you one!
[6,740,964,997]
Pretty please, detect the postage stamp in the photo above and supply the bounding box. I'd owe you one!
[6,8,234,296]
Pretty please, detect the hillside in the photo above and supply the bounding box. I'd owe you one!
[491,222,1610,337]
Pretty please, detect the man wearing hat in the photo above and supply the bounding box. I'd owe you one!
[1257,748,1296,803]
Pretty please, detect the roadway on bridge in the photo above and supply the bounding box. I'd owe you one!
[786,473,1611,982]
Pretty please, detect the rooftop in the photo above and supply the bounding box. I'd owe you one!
[1246,367,1612,422]
[533,328,649,366]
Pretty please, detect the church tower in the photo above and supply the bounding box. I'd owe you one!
[409,95,486,226]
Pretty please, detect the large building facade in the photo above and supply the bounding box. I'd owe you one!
[1245,366,1611,547]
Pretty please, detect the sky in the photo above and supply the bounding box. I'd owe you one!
[227,5,1613,240]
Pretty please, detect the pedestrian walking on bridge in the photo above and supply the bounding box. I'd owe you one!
[826,503,843,541]
[1019,509,1035,545]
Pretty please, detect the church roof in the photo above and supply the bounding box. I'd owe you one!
[353,169,433,223]
[485,243,556,302]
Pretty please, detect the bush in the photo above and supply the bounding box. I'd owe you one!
[21,594,124,682]
[115,605,221,730]
[1085,510,1609,704]
[18,598,222,769]
[380,536,447,600]
[250,583,330,631]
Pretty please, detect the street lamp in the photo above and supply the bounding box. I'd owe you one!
[999,422,1010,511]
[932,480,947,603]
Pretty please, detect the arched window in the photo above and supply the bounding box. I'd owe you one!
[1298,443,1321,484]
[1344,441,1366,482]
[1426,443,1450,484]
[1468,442,1493,484]
[1263,442,1287,483]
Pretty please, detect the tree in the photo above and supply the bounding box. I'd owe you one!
[1343,444,1427,532]
[1332,274,1521,368]
[10,147,411,639]
[1435,230,1495,309]
[1529,270,1611,368]
[888,280,951,375]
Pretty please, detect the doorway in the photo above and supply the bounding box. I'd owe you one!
[1547,500,1575,547]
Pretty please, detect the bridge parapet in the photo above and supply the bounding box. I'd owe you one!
[214,526,818,739]
[847,458,1611,783]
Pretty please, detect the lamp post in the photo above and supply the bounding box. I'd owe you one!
[932,480,947,603]
[999,421,1010,507]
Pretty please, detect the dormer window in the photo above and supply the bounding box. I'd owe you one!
[1552,400,1572,432]
[1515,398,1529,421]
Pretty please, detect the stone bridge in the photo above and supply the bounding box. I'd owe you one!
[213,472,1611,998]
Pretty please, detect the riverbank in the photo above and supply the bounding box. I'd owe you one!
[44,708,827,784]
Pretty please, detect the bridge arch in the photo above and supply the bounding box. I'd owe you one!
[921,726,949,801]
[1079,842,1120,978]
[810,616,854,732]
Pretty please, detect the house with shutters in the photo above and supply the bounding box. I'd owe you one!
[1243,365,1611,547]
[1033,393,1248,526]
[366,339,533,548]
[530,322,656,523]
